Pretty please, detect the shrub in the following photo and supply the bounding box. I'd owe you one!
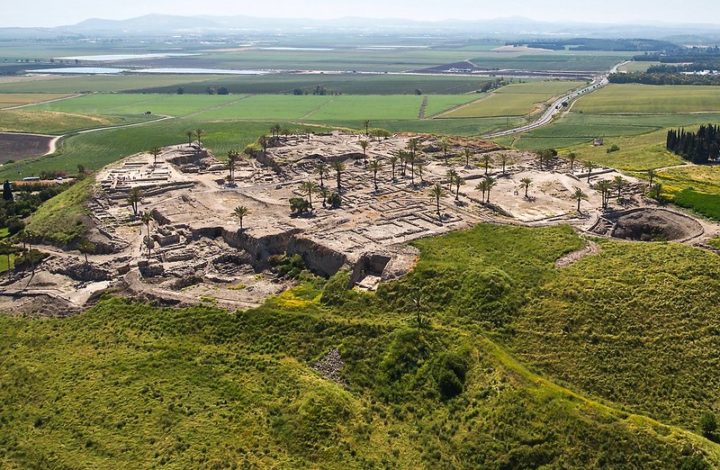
[320,270,352,305]
[7,217,25,235]
[700,412,717,441]
[607,144,621,153]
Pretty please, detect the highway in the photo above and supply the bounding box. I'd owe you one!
[483,61,628,139]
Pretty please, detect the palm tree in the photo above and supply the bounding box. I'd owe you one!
[195,128,204,146]
[359,140,369,158]
[127,187,142,217]
[500,153,508,175]
[150,147,162,167]
[454,174,465,201]
[441,138,450,165]
[315,161,329,190]
[476,179,487,202]
[585,161,595,183]
[568,152,577,172]
[464,148,472,168]
[447,169,458,192]
[259,135,269,155]
[300,181,317,208]
[227,150,239,182]
[407,152,417,186]
[233,206,249,231]
[613,175,625,199]
[389,156,398,182]
[399,151,408,177]
[484,176,496,203]
[319,187,329,208]
[416,162,425,184]
[364,120,371,136]
[140,212,153,254]
[430,183,444,219]
[332,161,345,192]
[368,160,382,192]
[185,130,194,146]
[520,177,532,198]
[597,180,611,209]
[574,187,588,212]
[482,154,494,175]
[651,182,663,200]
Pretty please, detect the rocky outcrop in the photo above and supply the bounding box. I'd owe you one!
[49,261,113,282]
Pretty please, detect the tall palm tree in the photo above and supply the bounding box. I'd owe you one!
[416,162,425,184]
[464,148,472,168]
[585,161,595,183]
[454,174,465,201]
[476,179,487,202]
[441,138,450,165]
[300,181,317,208]
[233,206,249,231]
[315,162,329,190]
[447,169,458,192]
[430,183,444,219]
[364,120,371,136]
[150,147,162,167]
[359,140,369,158]
[482,154,494,175]
[484,176,496,203]
[568,152,577,172]
[597,180,611,209]
[500,153,508,175]
[399,151,408,177]
[185,130,194,146]
[270,124,281,139]
[332,161,345,193]
[613,175,625,199]
[127,187,142,217]
[574,187,588,212]
[259,135,269,155]
[407,152,417,186]
[648,169,657,187]
[368,160,382,192]
[195,129,204,146]
[520,177,532,198]
[227,150,239,182]
[389,156,398,182]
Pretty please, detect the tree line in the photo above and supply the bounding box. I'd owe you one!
[609,72,720,86]
[666,125,720,164]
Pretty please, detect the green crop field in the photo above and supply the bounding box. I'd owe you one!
[617,61,659,72]
[574,84,720,114]
[440,81,583,118]
[504,112,720,150]
[0,74,233,94]
[131,73,494,95]
[468,52,629,71]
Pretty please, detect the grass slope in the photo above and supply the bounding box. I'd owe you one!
[24,176,93,245]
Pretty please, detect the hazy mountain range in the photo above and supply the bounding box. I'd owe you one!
[1,14,719,41]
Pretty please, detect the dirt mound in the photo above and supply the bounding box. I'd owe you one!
[611,209,703,242]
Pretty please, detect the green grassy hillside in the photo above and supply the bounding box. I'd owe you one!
[1,224,719,468]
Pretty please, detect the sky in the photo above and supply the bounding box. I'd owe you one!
[5,0,720,27]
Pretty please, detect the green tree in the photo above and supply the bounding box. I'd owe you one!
[359,140,369,158]
[141,212,153,238]
[77,240,94,264]
[233,206,249,231]
[441,138,450,165]
[701,413,717,441]
[315,161,329,190]
[482,154,494,175]
[195,128,204,146]
[227,150,240,183]
[464,148,472,168]
[613,175,625,199]
[185,130,194,146]
[368,160,382,192]
[389,156,398,182]
[430,183,444,219]
[484,176,496,203]
[520,177,532,198]
[500,153,508,175]
[364,120,371,136]
[585,161,595,183]
[150,147,162,167]
[648,168,657,187]
[127,187,142,217]
[332,161,346,193]
[453,174,465,201]
[597,179,612,209]
[568,152,577,172]
[574,187,588,212]
[300,181,317,208]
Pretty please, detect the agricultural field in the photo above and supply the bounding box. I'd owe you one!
[440,81,584,118]
[0,109,125,134]
[617,61,660,72]
[467,51,629,71]
[574,84,720,114]
[1,224,719,468]
[0,74,232,94]
[0,93,72,108]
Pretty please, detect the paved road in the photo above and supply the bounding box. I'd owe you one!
[483,61,629,139]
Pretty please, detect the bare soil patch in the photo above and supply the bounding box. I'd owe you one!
[0,132,54,162]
